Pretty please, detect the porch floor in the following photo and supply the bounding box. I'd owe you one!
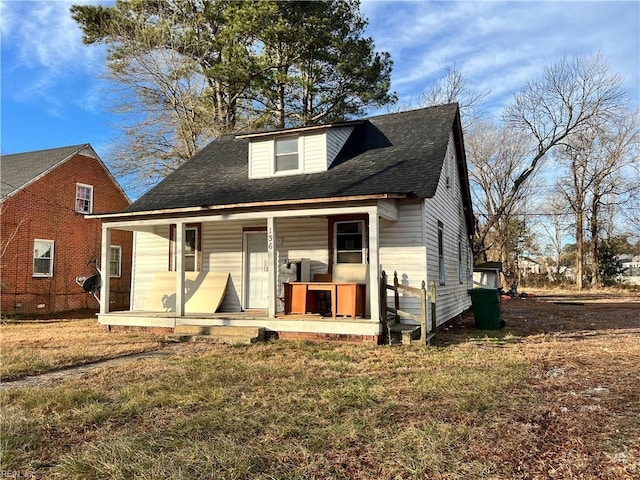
[99,310,373,322]
[97,310,380,339]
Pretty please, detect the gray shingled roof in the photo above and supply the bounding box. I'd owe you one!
[126,104,463,213]
[1,144,88,199]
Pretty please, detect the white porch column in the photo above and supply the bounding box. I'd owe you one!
[175,222,186,317]
[368,211,381,322]
[267,216,277,317]
[100,226,111,314]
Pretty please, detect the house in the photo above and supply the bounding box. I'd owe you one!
[518,256,541,278]
[619,255,640,286]
[89,104,475,343]
[1,144,132,315]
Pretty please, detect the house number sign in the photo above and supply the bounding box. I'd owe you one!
[267,226,274,251]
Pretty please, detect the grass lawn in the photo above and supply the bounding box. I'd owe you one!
[0,316,164,381]
[1,293,639,479]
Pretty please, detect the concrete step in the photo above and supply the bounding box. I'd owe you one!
[166,325,265,345]
[389,324,436,346]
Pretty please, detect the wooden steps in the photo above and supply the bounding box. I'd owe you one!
[389,324,437,346]
[166,325,265,345]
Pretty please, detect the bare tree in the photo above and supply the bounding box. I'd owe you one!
[465,121,534,271]
[104,48,222,196]
[488,52,628,259]
[539,195,572,282]
[418,62,490,130]
[557,109,639,288]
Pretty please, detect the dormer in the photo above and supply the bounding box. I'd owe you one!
[239,122,360,179]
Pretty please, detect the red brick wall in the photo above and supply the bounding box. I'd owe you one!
[1,153,133,315]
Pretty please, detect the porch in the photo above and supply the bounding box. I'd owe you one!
[98,310,382,341]
[94,197,429,341]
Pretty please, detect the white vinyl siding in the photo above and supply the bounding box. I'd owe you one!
[424,133,473,326]
[249,140,272,178]
[302,132,326,173]
[379,200,427,322]
[326,127,354,167]
[131,226,171,310]
[131,218,329,314]
[248,127,353,178]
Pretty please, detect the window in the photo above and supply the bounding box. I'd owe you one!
[33,239,54,277]
[75,183,93,213]
[458,236,463,284]
[110,246,122,277]
[274,137,299,173]
[170,224,201,272]
[438,221,445,285]
[335,220,365,264]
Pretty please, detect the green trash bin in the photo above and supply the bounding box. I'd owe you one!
[469,288,505,329]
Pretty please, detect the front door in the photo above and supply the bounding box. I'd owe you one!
[245,232,269,310]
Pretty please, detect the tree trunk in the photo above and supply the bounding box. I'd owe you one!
[576,210,584,290]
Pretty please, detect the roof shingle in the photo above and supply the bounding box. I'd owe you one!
[126,104,460,213]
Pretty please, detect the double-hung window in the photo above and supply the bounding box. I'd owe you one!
[274,137,299,173]
[76,183,93,213]
[170,224,201,272]
[33,239,54,277]
[110,246,122,277]
[458,236,463,284]
[438,221,445,285]
[335,220,366,264]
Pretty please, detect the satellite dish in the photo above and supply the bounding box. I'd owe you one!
[75,258,102,303]
[80,273,102,293]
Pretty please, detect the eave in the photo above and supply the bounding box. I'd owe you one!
[86,193,409,222]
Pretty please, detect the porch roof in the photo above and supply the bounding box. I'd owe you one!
[122,104,462,215]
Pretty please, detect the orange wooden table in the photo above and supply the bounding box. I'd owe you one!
[284,282,366,318]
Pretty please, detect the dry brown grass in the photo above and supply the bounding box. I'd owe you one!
[1,292,638,479]
[0,318,164,381]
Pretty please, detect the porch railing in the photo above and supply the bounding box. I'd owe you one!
[380,270,436,346]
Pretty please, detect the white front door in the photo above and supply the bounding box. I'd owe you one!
[245,232,269,310]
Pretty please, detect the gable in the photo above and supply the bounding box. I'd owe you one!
[248,126,355,179]
[122,104,469,221]
[1,144,130,209]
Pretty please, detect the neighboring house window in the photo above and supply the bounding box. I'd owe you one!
[110,246,122,277]
[458,236,463,284]
[76,183,93,213]
[335,220,365,264]
[170,224,201,272]
[33,239,54,277]
[274,137,299,173]
[438,221,445,285]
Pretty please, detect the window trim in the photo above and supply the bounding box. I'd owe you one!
[75,183,94,214]
[109,245,122,278]
[333,219,367,265]
[273,136,302,175]
[169,224,202,272]
[458,235,463,284]
[33,239,54,277]
[438,221,445,285]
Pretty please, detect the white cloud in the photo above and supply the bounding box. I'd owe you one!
[0,0,107,112]
[363,0,640,115]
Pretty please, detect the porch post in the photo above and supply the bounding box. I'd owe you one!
[175,221,185,316]
[368,210,381,322]
[100,225,111,314]
[267,216,277,317]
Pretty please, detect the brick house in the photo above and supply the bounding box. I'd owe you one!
[1,144,132,315]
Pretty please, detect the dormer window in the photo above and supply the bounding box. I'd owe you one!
[275,137,299,173]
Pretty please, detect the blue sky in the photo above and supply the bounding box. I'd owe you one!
[2,0,639,192]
